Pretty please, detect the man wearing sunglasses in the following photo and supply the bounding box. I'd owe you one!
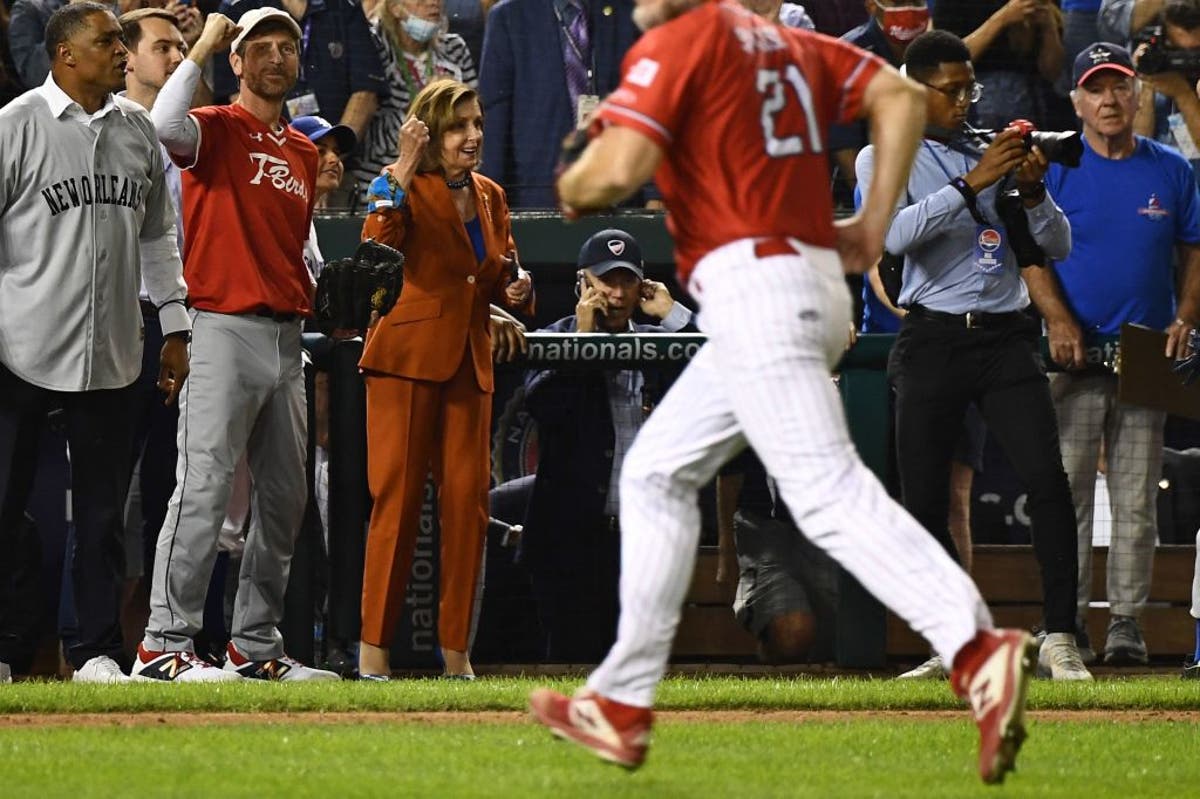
[857,30,1093,681]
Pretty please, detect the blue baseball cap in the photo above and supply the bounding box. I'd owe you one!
[577,228,644,279]
[1073,42,1135,88]
[291,115,357,155]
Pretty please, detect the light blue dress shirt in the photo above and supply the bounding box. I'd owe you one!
[856,140,1072,314]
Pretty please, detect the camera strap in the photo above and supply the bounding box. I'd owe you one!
[923,141,990,225]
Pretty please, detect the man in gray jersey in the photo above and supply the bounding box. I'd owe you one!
[0,2,189,683]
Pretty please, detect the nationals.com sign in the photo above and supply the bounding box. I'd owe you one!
[515,332,706,368]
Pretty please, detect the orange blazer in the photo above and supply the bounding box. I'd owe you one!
[359,171,523,392]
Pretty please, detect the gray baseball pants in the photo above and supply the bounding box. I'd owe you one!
[144,311,307,660]
[1049,372,1163,620]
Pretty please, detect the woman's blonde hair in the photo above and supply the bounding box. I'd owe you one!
[406,78,479,174]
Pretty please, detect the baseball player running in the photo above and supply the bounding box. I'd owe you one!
[529,0,1036,784]
[133,9,337,682]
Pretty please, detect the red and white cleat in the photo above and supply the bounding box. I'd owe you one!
[529,687,653,769]
[951,628,1038,785]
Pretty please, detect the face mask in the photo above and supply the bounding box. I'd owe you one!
[402,15,440,43]
[875,1,928,46]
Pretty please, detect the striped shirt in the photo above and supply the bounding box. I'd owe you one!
[0,75,187,392]
[353,27,476,192]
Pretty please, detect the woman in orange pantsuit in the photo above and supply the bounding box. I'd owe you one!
[358,79,532,679]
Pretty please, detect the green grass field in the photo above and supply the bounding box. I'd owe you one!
[1,676,1196,798]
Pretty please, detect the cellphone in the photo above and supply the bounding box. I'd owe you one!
[576,269,588,298]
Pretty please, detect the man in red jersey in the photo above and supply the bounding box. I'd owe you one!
[529,0,1037,784]
[133,9,337,683]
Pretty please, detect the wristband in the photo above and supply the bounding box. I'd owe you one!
[949,176,976,204]
[949,176,988,225]
[367,172,407,213]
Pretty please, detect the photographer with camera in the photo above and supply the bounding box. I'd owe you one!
[1024,42,1200,666]
[857,30,1091,680]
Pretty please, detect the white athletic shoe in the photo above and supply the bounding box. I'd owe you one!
[223,643,340,682]
[0,661,11,683]
[132,643,243,683]
[1037,633,1094,680]
[72,656,131,684]
[897,654,947,680]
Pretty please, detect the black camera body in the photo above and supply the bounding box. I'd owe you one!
[963,124,1084,168]
[1134,25,1200,75]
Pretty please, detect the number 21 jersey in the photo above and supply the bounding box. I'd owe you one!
[594,0,884,282]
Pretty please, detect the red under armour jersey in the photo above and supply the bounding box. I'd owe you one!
[595,1,884,282]
[179,104,318,315]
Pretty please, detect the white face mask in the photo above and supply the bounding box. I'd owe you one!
[402,15,440,43]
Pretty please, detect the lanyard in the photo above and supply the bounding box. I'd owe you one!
[298,18,312,84]
[923,141,969,181]
[398,48,439,100]
[923,141,989,225]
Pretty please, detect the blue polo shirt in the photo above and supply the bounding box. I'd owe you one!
[855,184,900,333]
[1046,135,1200,333]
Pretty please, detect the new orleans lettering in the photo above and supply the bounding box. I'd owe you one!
[39,173,145,217]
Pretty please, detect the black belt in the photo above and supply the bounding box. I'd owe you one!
[250,308,302,323]
[908,305,1026,330]
[139,299,157,317]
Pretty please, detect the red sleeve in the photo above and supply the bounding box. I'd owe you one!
[813,33,885,126]
[185,105,228,174]
[593,23,704,149]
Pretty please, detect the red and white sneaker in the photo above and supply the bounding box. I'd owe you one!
[950,629,1038,784]
[529,687,653,769]
[132,644,243,683]
[223,643,340,681]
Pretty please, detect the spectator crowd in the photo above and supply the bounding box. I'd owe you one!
[2,0,1200,685]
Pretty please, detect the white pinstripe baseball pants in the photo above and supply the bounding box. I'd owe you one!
[587,239,993,707]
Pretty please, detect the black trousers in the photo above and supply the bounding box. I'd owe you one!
[0,361,137,668]
[888,311,1078,633]
[129,314,180,576]
[527,515,621,663]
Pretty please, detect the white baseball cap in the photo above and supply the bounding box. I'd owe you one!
[231,8,303,53]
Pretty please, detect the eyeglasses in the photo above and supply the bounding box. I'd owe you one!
[920,81,984,105]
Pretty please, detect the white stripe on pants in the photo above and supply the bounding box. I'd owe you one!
[1049,373,1163,619]
[587,239,992,707]
[1192,529,1200,619]
[144,311,307,660]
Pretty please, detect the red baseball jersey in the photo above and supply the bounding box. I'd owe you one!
[594,0,884,281]
[178,104,318,315]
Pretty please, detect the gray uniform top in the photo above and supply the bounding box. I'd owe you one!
[0,75,189,392]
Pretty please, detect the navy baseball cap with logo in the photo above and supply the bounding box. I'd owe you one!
[577,228,644,279]
[1073,42,1136,87]
[291,115,357,155]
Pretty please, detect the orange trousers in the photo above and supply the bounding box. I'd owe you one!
[360,353,490,652]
